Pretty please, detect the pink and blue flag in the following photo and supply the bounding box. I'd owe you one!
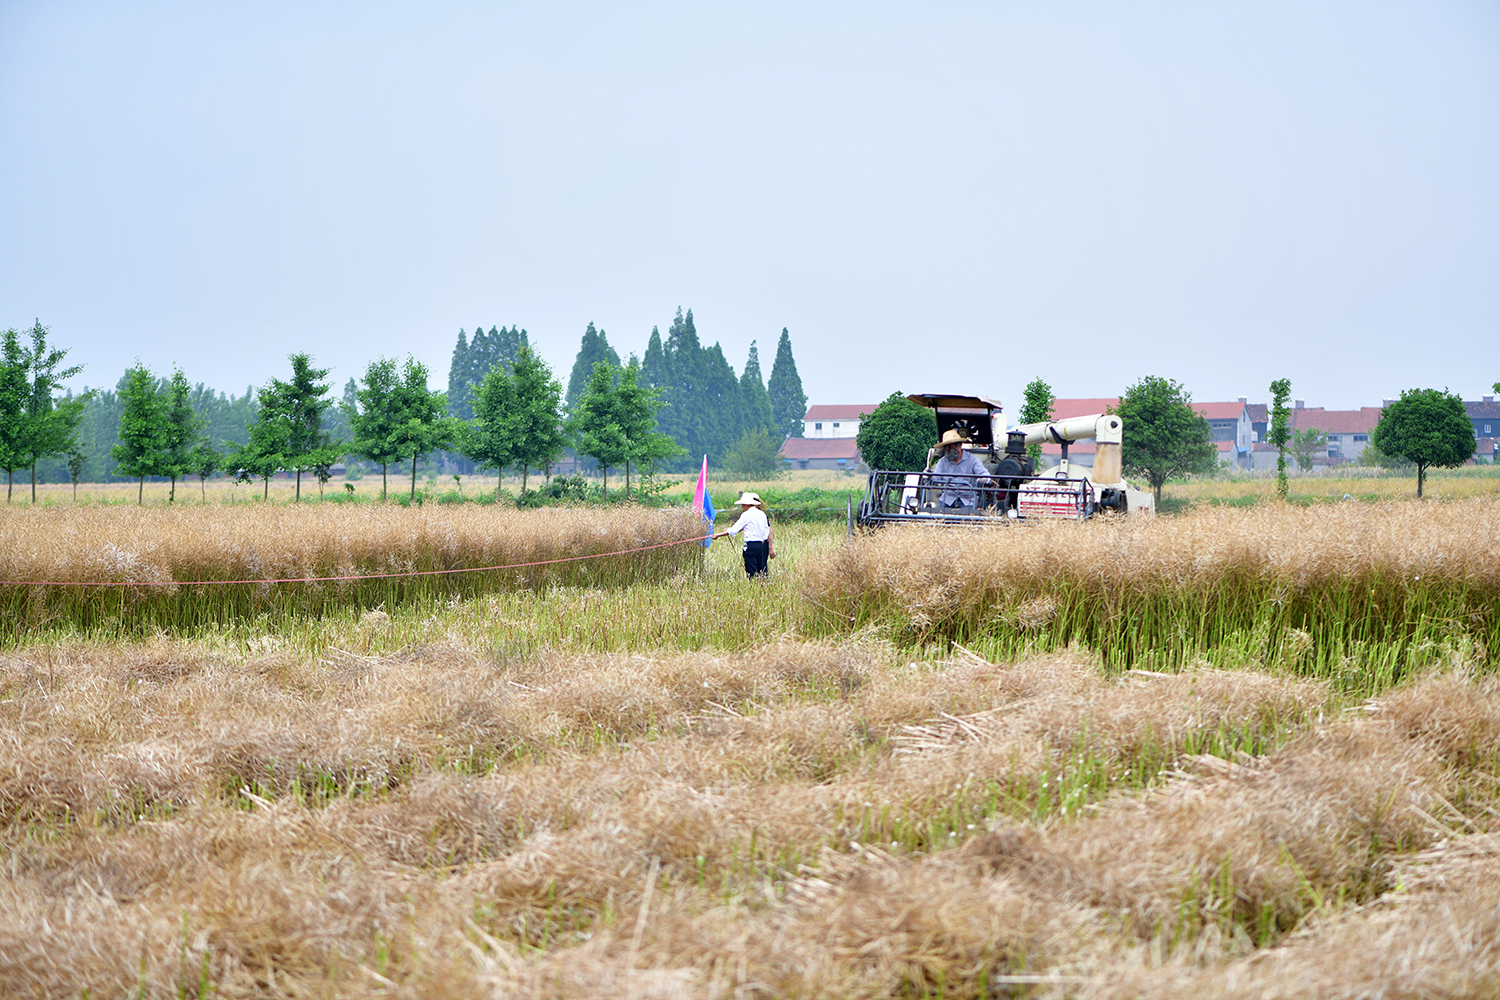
[692,455,715,546]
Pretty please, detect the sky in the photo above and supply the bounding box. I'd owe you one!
[2,1,1497,419]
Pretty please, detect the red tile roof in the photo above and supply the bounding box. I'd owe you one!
[803,404,878,421]
[1194,401,1248,421]
[1288,407,1383,435]
[781,438,862,460]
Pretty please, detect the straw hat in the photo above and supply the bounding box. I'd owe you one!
[936,428,970,448]
[735,491,763,507]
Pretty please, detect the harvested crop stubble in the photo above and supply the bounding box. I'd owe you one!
[0,503,705,630]
[808,498,1500,674]
[6,634,1495,997]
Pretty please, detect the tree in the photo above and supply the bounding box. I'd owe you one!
[266,353,341,502]
[613,359,684,494]
[462,363,518,498]
[507,347,568,494]
[191,440,220,501]
[1269,378,1292,498]
[448,325,529,421]
[1019,378,1054,466]
[66,445,85,500]
[112,362,166,504]
[231,381,289,501]
[392,357,456,500]
[0,321,89,503]
[565,322,621,412]
[1372,388,1476,498]
[159,368,201,503]
[1289,427,1327,473]
[570,361,630,496]
[348,357,405,500]
[722,428,786,478]
[767,327,807,441]
[855,392,939,472]
[739,340,775,435]
[1113,376,1216,505]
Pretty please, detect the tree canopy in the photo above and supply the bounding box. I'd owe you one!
[1371,388,1475,497]
[1019,377,1054,465]
[1113,376,1216,504]
[1269,378,1292,498]
[855,392,939,472]
[767,327,807,440]
[347,357,406,500]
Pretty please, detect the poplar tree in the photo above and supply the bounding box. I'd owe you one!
[767,327,807,440]
[160,368,201,504]
[14,321,88,502]
[348,358,403,499]
[507,347,567,494]
[393,358,455,501]
[0,329,28,502]
[614,359,683,495]
[1269,379,1292,498]
[1019,378,1055,466]
[112,362,166,505]
[570,362,629,496]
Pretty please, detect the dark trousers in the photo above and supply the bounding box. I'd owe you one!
[742,540,769,578]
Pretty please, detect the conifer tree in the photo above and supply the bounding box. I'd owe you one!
[565,323,621,412]
[767,327,808,440]
[447,328,472,419]
[740,340,775,435]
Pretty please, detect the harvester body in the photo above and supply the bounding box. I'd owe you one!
[853,393,1154,529]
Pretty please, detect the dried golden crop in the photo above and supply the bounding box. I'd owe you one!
[0,503,706,631]
[806,499,1500,675]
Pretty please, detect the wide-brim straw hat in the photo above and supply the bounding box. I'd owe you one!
[735,491,763,507]
[936,428,970,448]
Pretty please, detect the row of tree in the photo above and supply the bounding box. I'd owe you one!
[559,310,807,473]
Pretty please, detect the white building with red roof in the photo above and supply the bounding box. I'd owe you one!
[781,404,878,470]
[802,404,877,439]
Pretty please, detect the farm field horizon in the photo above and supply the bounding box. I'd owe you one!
[2,497,1498,997]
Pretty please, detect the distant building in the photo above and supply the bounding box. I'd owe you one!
[781,437,863,472]
[802,404,876,439]
[1280,401,1384,466]
[1193,399,1254,469]
[1465,396,1500,455]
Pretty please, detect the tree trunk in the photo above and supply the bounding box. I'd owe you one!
[201,477,206,501]
[7,470,13,504]
[1417,461,1426,498]
[410,452,418,500]
[31,462,37,503]
[169,476,177,504]
[139,476,145,505]
[263,475,270,500]
[625,461,631,497]
[602,465,608,497]
[521,465,529,495]
[295,469,302,502]
[380,463,388,501]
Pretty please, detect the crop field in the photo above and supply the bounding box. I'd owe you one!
[2,497,1498,998]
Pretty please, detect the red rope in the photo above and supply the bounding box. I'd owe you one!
[0,533,715,588]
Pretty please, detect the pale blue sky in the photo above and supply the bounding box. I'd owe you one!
[2,1,1496,415]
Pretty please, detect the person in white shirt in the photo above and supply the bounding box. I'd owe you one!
[714,491,773,578]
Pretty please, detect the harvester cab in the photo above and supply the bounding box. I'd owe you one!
[853,393,1154,530]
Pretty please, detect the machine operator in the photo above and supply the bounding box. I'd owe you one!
[930,429,995,508]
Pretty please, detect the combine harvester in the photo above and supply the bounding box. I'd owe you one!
[853,393,1154,530]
